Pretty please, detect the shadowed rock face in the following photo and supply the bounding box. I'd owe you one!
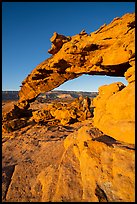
[18,13,134,108]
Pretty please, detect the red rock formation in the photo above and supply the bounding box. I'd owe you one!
[2,121,135,202]
[2,13,135,202]
[3,13,135,144]
[18,13,134,108]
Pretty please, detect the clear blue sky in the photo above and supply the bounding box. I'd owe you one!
[2,2,135,92]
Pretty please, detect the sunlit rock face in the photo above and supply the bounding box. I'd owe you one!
[92,80,135,144]
[62,126,135,202]
[3,13,135,144]
[2,123,135,202]
[18,13,135,106]
[2,13,135,202]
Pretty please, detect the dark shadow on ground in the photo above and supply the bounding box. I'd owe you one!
[92,135,120,147]
[2,165,15,200]
[92,135,135,150]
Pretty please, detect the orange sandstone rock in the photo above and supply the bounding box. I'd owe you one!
[3,13,135,144]
[63,126,135,202]
[93,81,135,144]
[17,13,134,105]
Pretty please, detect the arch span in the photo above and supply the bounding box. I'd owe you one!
[17,13,134,109]
[3,13,135,144]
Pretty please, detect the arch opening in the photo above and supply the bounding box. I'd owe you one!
[35,74,128,123]
[54,74,128,92]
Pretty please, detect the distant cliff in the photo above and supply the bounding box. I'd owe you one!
[2,91,98,101]
[2,91,19,101]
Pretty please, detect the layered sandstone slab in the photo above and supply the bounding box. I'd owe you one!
[2,121,135,202]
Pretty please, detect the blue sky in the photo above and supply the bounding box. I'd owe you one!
[2,2,135,92]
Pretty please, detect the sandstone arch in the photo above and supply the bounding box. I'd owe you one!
[2,13,135,203]
[17,13,134,109]
[3,13,135,144]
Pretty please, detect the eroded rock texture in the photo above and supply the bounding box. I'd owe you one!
[93,81,135,144]
[3,13,135,144]
[2,121,135,202]
[2,13,135,202]
[18,13,134,106]
[32,96,92,126]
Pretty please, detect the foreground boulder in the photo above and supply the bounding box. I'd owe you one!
[93,64,135,144]
[2,121,135,202]
[63,126,135,202]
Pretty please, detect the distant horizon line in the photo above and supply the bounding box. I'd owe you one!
[2,89,98,93]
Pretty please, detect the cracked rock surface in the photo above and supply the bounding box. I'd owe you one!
[2,117,135,202]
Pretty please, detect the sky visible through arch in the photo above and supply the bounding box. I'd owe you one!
[54,75,128,92]
[2,2,135,92]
